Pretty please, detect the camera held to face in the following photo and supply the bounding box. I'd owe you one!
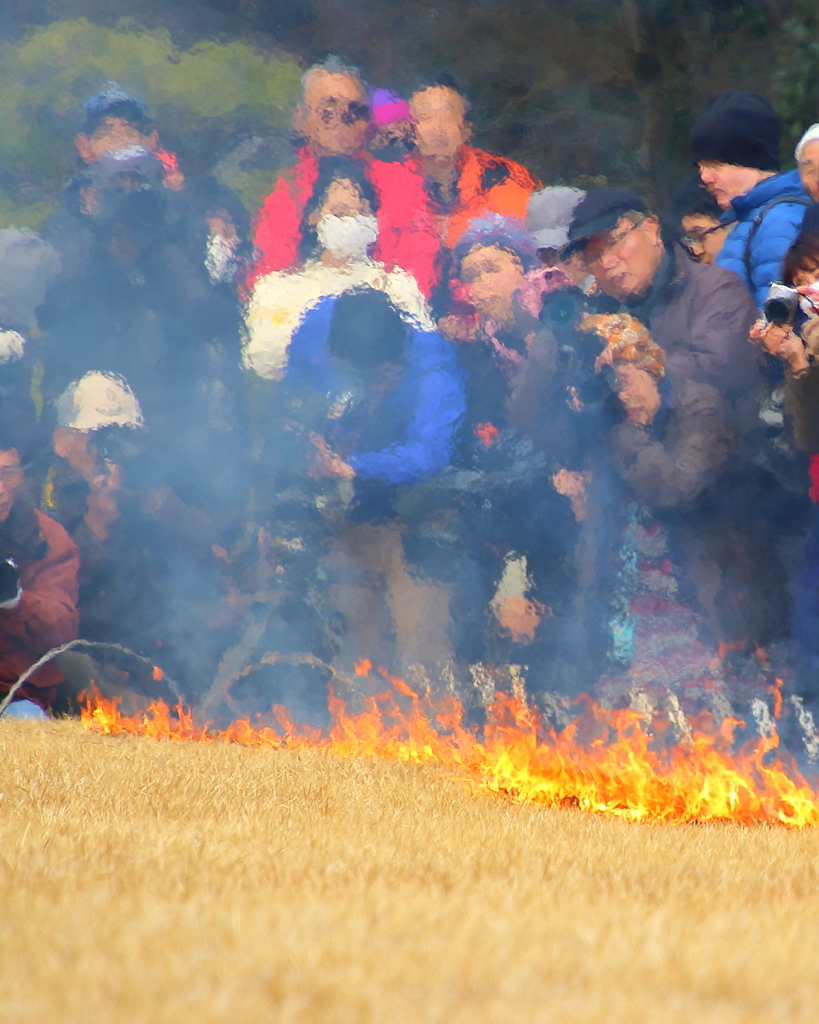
[762,282,801,327]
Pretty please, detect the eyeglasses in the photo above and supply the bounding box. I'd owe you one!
[681,224,724,249]
[314,99,370,127]
[584,221,640,267]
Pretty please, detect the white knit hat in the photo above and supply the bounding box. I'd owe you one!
[0,330,24,364]
[795,123,819,162]
[56,371,144,432]
[526,186,586,249]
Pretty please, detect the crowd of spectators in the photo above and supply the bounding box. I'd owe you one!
[1,67,818,725]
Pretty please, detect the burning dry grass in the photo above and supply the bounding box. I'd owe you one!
[1,720,818,1023]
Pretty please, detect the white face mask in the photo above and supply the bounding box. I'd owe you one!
[316,214,378,260]
[109,144,152,162]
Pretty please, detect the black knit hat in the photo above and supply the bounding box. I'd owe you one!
[691,91,781,172]
[563,188,647,255]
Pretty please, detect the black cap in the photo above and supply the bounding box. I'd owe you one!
[563,188,647,255]
[83,82,151,135]
[691,91,781,172]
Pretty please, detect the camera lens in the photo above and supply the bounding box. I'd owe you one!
[542,292,581,327]
[764,299,791,325]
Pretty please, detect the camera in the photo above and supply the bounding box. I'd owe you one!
[0,558,20,606]
[763,282,800,327]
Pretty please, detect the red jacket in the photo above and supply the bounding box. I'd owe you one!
[0,509,79,709]
[249,149,443,298]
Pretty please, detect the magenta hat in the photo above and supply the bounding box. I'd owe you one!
[370,88,410,126]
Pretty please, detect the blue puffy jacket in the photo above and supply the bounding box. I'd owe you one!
[715,169,811,308]
[285,294,465,485]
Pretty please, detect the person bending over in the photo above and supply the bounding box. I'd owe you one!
[565,187,792,654]
[581,316,737,713]
[565,187,758,399]
[246,159,464,678]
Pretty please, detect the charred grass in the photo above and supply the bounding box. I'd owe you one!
[0,719,817,1023]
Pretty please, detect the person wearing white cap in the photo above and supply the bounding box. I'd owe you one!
[796,123,819,204]
[48,371,144,544]
[524,186,593,296]
[45,371,226,702]
[55,370,144,434]
[526,186,586,252]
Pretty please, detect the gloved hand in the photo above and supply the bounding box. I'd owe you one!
[0,558,21,608]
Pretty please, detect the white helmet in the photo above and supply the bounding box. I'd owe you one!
[56,371,144,432]
[0,330,25,364]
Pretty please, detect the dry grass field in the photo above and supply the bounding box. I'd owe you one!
[0,719,818,1023]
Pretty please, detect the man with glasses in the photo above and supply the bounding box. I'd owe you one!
[563,188,800,666]
[672,177,731,266]
[0,437,79,720]
[564,188,758,399]
[249,58,441,298]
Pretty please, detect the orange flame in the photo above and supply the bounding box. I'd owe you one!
[771,677,784,720]
[709,639,747,671]
[474,422,500,448]
[80,667,819,829]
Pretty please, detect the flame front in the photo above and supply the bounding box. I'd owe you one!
[80,667,819,829]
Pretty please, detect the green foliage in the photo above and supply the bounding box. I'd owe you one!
[775,1,819,160]
[0,18,303,228]
[227,169,287,217]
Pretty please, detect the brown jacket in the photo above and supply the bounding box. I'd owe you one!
[607,378,735,510]
[785,363,819,455]
[0,508,79,708]
[648,245,759,400]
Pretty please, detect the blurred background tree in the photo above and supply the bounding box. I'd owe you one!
[0,1,813,228]
[776,0,819,155]
[0,17,301,228]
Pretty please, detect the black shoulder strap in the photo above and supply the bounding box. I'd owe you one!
[743,194,812,282]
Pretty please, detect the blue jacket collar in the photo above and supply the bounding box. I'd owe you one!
[730,168,807,220]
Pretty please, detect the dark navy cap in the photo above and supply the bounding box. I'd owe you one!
[563,188,647,255]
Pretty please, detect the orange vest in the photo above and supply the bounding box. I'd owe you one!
[434,145,540,248]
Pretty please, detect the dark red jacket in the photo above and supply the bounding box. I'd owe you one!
[249,148,443,298]
[0,508,79,709]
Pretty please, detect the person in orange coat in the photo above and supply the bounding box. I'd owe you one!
[407,80,540,250]
[249,59,443,298]
[0,441,79,718]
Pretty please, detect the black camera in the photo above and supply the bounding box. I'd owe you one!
[763,282,800,327]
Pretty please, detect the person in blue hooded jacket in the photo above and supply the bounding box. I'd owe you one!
[284,285,465,487]
[259,284,466,679]
[244,161,467,686]
[691,90,811,309]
